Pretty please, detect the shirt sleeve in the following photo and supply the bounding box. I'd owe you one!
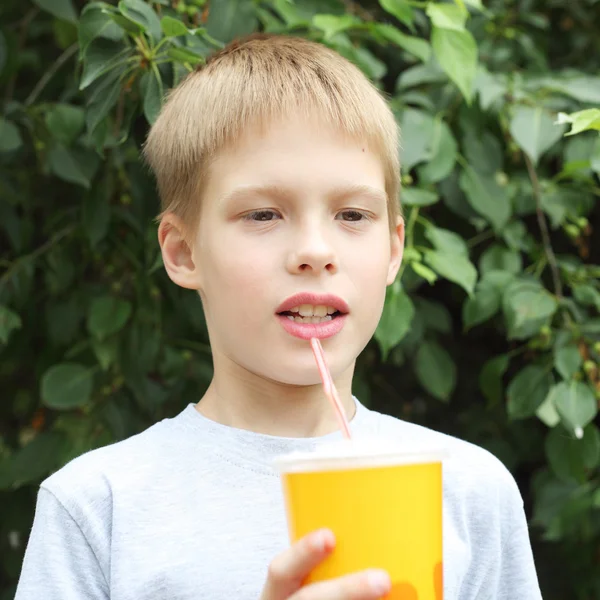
[495,508,543,600]
[15,487,109,600]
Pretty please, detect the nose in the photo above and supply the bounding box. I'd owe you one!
[286,223,338,276]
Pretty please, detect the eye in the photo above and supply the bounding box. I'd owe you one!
[337,210,368,222]
[243,209,281,222]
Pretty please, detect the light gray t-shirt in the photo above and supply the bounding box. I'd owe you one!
[15,399,543,599]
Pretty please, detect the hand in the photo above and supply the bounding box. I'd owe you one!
[260,529,391,600]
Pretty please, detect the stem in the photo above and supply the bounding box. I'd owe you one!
[406,206,420,250]
[134,35,151,59]
[467,229,495,248]
[151,37,171,57]
[24,43,78,107]
[0,225,75,288]
[524,154,563,300]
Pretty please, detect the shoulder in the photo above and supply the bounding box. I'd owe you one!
[362,408,523,519]
[41,413,182,518]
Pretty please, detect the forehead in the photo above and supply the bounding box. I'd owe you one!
[203,115,386,203]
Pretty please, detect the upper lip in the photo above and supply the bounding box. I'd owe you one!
[276,292,349,314]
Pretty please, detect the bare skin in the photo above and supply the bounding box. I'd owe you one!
[260,530,391,600]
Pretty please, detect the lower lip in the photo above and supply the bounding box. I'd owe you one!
[277,314,348,340]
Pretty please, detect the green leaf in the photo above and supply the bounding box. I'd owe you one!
[417,120,457,183]
[0,305,22,344]
[167,46,204,66]
[474,66,507,110]
[140,69,163,125]
[479,245,522,276]
[0,432,67,490]
[556,109,600,136]
[573,284,600,311]
[554,346,583,380]
[0,118,23,153]
[415,340,456,401]
[398,109,436,171]
[80,38,131,90]
[503,280,558,340]
[462,0,484,10]
[551,381,597,438]
[546,425,600,483]
[424,250,477,296]
[479,354,509,406]
[540,188,582,229]
[402,188,439,206]
[503,221,529,251]
[41,363,94,409]
[536,392,561,427]
[462,128,503,176]
[33,0,77,23]
[92,336,119,371]
[48,144,98,188]
[417,299,452,334]
[45,104,85,145]
[591,136,600,175]
[82,182,111,248]
[507,365,553,419]
[79,3,124,54]
[160,15,189,37]
[379,0,414,27]
[463,277,501,329]
[459,165,511,232]
[118,0,162,42]
[206,0,258,43]
[375,283,415,360]
[431,27,477,103]
[106,11,144,34]
[510,106,566,165]
[426,3,467,31]
[85,70,123,134]
[313,14,360,41]
[87,296,132,340]
[375,24,430,62]
[425,226,468,256]
[410,261,438,284]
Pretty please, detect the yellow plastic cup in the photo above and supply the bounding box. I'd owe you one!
[275,443,443,600]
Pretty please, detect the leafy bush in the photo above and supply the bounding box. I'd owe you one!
[1,0,599,598]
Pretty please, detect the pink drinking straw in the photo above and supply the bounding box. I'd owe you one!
[310,337,352,440]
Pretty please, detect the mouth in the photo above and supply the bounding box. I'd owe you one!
[278,305,344,324]
[275,293,349,340]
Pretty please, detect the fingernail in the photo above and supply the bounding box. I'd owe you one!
[310,529,334,552]
[367,570,391,595]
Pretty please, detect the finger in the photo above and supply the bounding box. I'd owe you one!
[292,569,392,600]
[261,529,336,600]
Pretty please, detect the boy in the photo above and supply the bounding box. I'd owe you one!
[15,34,542,600]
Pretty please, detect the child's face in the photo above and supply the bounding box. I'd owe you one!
[164,115,403,385]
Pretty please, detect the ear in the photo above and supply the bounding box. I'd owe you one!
[158,213,202,290]
[386,216,405,286]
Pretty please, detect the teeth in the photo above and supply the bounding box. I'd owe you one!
[287,315,333,323]
[292,304,338,317]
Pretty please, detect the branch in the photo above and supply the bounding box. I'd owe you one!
[24,43,78,107]
[524,154,563,300]
[0,225,75,289]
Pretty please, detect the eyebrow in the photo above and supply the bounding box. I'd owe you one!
[219,183,387,206]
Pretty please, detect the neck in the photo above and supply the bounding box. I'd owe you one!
[195,354,356,438]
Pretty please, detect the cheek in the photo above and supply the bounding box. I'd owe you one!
[203,239,275,317]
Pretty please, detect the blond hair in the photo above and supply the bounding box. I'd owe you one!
[144,33,401,231]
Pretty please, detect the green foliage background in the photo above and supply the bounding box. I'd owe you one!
[1,0,600,598]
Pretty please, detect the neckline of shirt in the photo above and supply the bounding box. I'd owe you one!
[172,397,372,475]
